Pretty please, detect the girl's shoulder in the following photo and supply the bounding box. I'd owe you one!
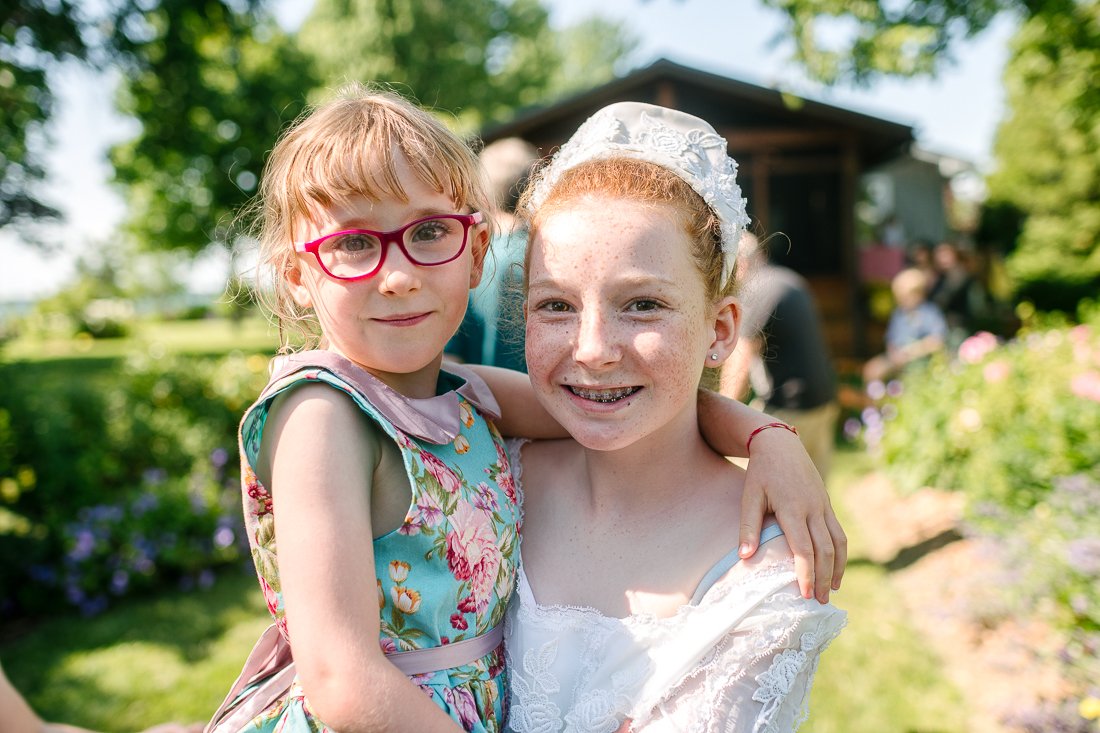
[508,438,583,498]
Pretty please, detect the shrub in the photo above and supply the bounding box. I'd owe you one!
[854,303,1100,715]
[0,351,270,619]
[868,320,1100,515]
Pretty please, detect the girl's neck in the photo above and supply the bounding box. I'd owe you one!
[576,409,720,514]
[326,346,444,400]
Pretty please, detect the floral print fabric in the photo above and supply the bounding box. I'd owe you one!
[236,366,521,732]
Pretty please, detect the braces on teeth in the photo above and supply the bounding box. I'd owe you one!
[570,386,640,402]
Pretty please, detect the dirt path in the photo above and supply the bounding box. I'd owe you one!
[844,471,1070,732]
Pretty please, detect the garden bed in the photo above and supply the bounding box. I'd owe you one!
[846,470,1082,732]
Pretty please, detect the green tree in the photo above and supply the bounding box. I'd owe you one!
[983,4,1100,311]
[107,1,318,256]
[760,0,1027,85]
[0,1,87,236]
[763,0,1100,311]
[297,0,635,130]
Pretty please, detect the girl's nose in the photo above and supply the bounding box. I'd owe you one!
[573,310,621,368]
[377,240,422,295]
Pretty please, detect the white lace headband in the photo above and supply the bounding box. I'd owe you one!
[525,102,750,288]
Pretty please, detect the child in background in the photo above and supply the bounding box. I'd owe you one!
[211,85,843,732]
[863,267,947,383]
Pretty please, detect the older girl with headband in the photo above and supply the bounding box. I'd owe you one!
[503,102,846,731]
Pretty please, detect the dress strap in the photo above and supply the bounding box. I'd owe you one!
[689,523,784,606]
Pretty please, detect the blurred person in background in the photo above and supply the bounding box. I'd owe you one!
[863,267,947,384]
[720,233,840,479]
[446,137,539,372]
[928,240,987,348]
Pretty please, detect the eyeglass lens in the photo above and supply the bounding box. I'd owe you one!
[319,216,469,278]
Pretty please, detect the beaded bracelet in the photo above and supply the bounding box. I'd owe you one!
[745,421,799,454]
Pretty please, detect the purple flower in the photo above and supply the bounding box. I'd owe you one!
[842,418,862,440]
[69,529,97,562]
[213,526,235,548]
[132,492,159,515]
[110,570,130,595]
[866,380,886,400]
[198,569,216,589]
[1066,538,1100,576]
[210,447,230,468]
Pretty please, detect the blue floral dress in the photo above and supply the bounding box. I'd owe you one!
[234,351,521,732]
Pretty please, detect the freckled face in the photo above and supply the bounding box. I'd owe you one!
[524,196,722,451]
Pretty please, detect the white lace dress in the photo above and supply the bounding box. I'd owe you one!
[503,448,846,733]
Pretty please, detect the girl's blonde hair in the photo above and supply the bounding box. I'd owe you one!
[518,157,735,302]
[246,83,493,351]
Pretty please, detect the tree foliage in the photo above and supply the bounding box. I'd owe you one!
[983,2,1100,311]
[107,1,317,255]
[0,1,87,237]
[765,0,1100,311]
[760,0,1030,85]
[297,0,634,131]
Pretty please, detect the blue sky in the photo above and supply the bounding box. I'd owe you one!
[3,0,1017,301]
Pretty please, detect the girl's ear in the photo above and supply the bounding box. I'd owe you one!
[469,224,490,289]
[706,296,740,366]
[285,261,314,310]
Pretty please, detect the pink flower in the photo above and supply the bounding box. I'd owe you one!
[444,686,481,731]
[983,360,1011,384]
[457,595,478,614]
[1071,371,1100,403]
[450,612,468,630]
[258,575,281,618]
[421,451,462,494]
[446,502,502,614]
[958,331,999,364]
[497,468,518,505]
[379,637,398,654]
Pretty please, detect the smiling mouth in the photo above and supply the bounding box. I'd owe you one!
[568,386,641,403]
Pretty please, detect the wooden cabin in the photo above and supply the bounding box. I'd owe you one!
[480,58,931,361]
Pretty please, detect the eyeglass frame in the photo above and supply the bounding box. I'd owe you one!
[294,211,485,282]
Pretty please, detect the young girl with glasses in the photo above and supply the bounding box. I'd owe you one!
[211,85,842,733]
[502,103,847,731]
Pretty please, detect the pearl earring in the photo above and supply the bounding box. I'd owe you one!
[710,353,719,361]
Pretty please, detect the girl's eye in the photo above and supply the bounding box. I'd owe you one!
[536,300,572,313]
[410,219,451,242]
[629,299,661,312]
[328,232,379,255]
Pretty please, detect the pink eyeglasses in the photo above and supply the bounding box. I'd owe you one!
[295,212,483,281]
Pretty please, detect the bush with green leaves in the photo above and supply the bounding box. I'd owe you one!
[0,351,270,618]
[852,303,1100,712]
[866,312,1100,515]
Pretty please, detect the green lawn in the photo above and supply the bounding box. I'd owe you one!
[1,449,971,732]
[3,316,279,363]
[802,449,969,733]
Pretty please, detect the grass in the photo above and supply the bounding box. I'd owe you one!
[802,448,970,732]
[3,316,279,363]
[2,569,269,729]
[1,449,973,732]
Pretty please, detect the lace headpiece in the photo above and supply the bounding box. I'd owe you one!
[526,102,750,288]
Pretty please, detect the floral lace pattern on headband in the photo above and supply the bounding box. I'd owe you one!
[526,104,750,287]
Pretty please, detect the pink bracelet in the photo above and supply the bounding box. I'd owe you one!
[745,421,799,454]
